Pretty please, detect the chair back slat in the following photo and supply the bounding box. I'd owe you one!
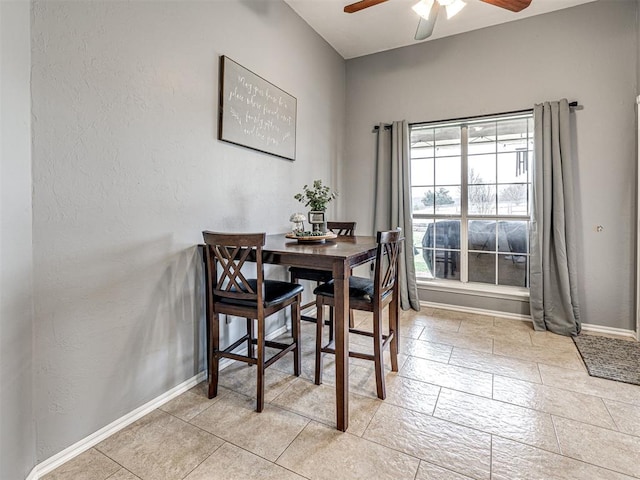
[213,245,255,294]
[327,221,356,237]
[374,229,402,303]
[202,231,265,305]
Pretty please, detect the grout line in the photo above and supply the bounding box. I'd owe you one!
[489,434,493,479]
[177,441,225,480]
[535,361,543,385]
[359,397,383,438]
[600,399,622,433]
[412,460,421,480]
[492,433,639,478]
[490,372,494,399]
[362,428,474,480]
[550,414,562,455]
[92,449,129,480]
[432,386,443,416]
[273,418,312,467]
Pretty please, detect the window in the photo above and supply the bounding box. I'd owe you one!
[410,113,533,288]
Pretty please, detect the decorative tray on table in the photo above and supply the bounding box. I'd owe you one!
[285,231,337,243]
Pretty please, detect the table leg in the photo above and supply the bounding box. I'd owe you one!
[333,260,350,432]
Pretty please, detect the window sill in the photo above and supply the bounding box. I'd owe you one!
[416,279,530,302]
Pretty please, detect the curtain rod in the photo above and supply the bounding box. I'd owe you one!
[372,101,580,131]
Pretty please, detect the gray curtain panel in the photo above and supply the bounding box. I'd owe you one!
[373,120,421,311]
[530,99,581,335]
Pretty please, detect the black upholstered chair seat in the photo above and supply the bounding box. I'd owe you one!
[288,267,333,283]
[219,279,303,307]
[313,276,391,303]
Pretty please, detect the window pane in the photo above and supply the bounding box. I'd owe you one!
[468,220,496,252]
[423,249,460,280]
[409,114,532,289]
[411,144,433,160]
[434,220,460,249]
[497,221,528,254]
[468,155,496,184]
[412,218,432,278]
[468,185,496,215]
[498,152,530,184]
[435,157,461,185]
[437,143,461,157]
[468,252,496,284]
[434,126,461,157]
[497,184,528,215]
[411,128,434,148]
[468,122,496,155]
[434,249,460,280]
[498,254,527,287]
[412,158,435,186]
[412,187,434,214]
[420,248,435,279]
[421,219,435,248]
[497,118,529,150]
[414,247,430,278]
[434,187,460,215]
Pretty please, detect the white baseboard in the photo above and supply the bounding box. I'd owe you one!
[421,301,638,338]
[25,466,38,480]
[33,371,206,479]
[32,323,291,479]
[420,300,532,322]
[581,323,637,339]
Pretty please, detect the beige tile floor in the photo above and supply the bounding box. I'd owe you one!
[43,307,640,480]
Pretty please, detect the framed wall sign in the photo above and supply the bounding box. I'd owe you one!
[218,56,297,161]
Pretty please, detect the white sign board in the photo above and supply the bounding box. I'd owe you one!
[218,56,297,161]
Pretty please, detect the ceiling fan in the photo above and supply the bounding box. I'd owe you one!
[343,0,532,41]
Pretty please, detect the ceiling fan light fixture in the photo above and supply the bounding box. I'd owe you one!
[445,0,466,19]
[412,0,435,20]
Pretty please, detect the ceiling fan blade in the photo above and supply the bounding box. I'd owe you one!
[479,0,532,13]
[343,0,389,14]
[414,2,439,41]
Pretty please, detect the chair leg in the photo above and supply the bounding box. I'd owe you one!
[208,312,220,399]
[246,317,254,361]
[328,306,334,342]
[315,299,325,385]
[372,308,386,400]
[292,297,301,377]
[389,309,399,373]
[256,317,266,412]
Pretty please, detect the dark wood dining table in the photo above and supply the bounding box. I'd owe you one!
[262,233,399,432]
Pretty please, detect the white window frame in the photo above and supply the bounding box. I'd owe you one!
[410,111,533,293]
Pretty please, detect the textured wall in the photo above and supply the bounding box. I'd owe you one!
[344,0,637,330]
[0,1,36,478]
[31,0,345,461]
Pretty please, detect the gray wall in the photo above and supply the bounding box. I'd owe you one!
[343,0,638,331]
[31,0,345,461]
[7,0,640,472]
[0,1,36,478]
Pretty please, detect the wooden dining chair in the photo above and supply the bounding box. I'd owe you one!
[313,229,402,400]
[202,231,303,412]
[289,221,357,338]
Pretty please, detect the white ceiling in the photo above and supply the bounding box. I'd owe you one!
[283,0,598,59]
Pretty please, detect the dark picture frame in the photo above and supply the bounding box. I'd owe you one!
[218,56,297,161]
